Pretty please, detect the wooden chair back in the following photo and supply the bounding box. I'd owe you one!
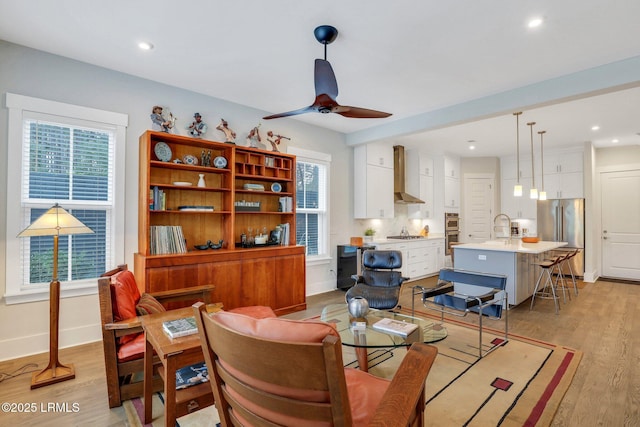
[193,302,438,427]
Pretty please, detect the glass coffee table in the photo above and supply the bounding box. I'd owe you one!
[321,304,447,372]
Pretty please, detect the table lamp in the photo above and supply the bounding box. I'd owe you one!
[17,203,93,389]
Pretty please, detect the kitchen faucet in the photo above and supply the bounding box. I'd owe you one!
[493,213,512,244]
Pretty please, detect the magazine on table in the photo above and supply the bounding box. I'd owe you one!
[162,316,198,338]
[372,317,419,337]
[175,361,209,389]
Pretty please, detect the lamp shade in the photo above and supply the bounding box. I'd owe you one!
[18,203,94,237]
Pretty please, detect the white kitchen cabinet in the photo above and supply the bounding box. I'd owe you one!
[366,142,394,168]
[354,145,394,219]
[374,239,444,281]
[502,154,532,180]
[501,178,537,219]
[406,150,434,218]
[541,148,583,199]
[444,155,460,179]
[543,172,583,199]
[444,176,460,208]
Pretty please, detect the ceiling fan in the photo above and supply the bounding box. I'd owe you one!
[263,25,392,120]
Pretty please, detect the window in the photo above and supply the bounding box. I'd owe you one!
[5,93,127,304]
[289,147,331,261]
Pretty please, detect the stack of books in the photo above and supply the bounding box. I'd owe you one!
[150,186,166,211]
[150,225,187,255]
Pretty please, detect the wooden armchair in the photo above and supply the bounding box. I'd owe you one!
[193,302,438,427]
[98,264,214,408]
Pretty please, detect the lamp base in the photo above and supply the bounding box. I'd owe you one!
[30,362,75,389]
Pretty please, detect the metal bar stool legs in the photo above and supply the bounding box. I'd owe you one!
[530,258,561,315]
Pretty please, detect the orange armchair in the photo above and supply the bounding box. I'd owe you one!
[193,302,438,426]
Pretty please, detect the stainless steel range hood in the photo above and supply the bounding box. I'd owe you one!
[393,145,425,204]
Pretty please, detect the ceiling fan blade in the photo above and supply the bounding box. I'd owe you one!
[314,59,338,99]
[263,105,316,120]
[333,105,392,118]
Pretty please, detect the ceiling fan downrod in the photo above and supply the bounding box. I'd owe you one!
[314,25,338,61]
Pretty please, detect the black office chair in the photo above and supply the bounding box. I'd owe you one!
[345,250,408,310]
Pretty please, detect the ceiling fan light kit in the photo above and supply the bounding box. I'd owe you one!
[263,25,392,120]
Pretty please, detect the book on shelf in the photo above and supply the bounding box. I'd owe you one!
[178,205,214,211]
[278,222,290,246]
[150,225,187,255]
[372,317,419,337]
[162,316,198,339]
[279,196,293,213]
[175,361,209,389]
[151,186,166,211]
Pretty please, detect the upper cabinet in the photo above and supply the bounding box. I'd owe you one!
[444,155,460,179]
[542,148,583,199]
[406,150,434,218]
[444,155,460,208]
[501,154,532,180]
[354,143,394,219]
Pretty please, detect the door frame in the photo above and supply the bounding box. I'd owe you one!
[595,162,640,281]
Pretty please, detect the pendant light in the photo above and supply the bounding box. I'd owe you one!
[513,112,523,197]
[538,130,547,200]
[527,121,538,199]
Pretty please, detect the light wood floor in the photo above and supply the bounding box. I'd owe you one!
[0,277,638,426]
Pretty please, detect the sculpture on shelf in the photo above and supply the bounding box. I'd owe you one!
[187,112,208,137]
[266,130,291,152]
[216,118,236,144]
[246,124,263,148]
[150,106,175,133]
[200,150,212,167]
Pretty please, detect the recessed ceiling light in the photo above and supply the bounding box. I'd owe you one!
[467,140,476,150]
[612,139,619,143]
[591,125,600,131]
[138,41,154,51]
[528,17,543,28]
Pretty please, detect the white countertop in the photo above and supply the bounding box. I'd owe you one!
[453,240,567,254]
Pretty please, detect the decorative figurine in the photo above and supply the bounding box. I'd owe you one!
[246,124,263,148]
[216,118,236,144]
[187,112,207,137]
[150,105,175,133]
[200,150,212,167]
[266,131,291,152]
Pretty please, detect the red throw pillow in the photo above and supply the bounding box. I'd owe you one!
[136,293,166,316]
[110,270,141,345]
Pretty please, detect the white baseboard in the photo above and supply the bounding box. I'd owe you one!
[0,324,102,362]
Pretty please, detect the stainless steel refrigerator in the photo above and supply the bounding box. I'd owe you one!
[537,198,585,277]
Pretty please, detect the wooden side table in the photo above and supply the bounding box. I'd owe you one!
[142,307,214,427]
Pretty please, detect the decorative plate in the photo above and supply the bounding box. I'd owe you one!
[172,181,193,186]
[154,142,172,162]
[271,182,282,193]
[183,154,198,165]
[213,156,227,168]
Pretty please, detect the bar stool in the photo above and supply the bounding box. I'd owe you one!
[548,249,579,300]
[530,256,564,314]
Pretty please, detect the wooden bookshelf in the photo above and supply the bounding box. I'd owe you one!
[135,131,306,315]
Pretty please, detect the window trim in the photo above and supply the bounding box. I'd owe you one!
[4,93,128,304]
[288,147,331,262]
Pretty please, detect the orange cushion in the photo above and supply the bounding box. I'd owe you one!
[212,311,389,426]
[227,305,276,319]
[110,270,141,345]
[116,332,145,362]
[136,293,166,316]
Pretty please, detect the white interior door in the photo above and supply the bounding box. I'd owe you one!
[463,176,494,243]
[601,169,640,279]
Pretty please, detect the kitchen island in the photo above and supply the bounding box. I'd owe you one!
[452,240,567,307]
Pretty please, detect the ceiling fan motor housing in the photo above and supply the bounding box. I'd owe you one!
[314,25,338,44]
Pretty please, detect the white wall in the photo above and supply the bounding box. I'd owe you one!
[0,41,352,360]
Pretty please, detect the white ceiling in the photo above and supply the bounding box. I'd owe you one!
[2,0,640,157]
